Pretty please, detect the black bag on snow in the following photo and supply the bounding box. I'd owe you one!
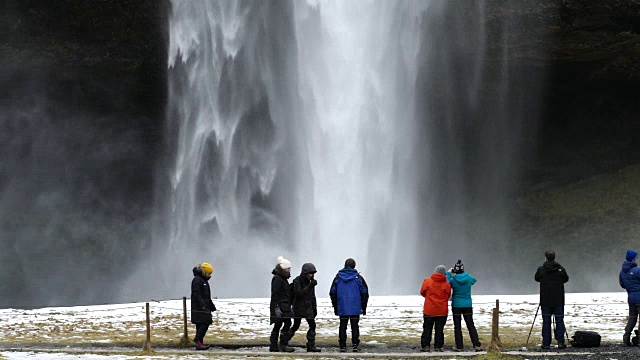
[570,331,601,347]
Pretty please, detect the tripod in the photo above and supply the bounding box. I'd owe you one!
[551,312,571,345]
[526,304,540,346]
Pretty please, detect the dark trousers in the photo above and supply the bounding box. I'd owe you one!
[541,306,565,346]
[270,319,292,347]
[289,318,317,344]
[194,323,209,342]
[421,315,447,349]
[624,303,640,337]
[452,307,481,348]
[339,316,360,346]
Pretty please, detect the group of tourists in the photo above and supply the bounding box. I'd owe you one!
[269,256,368,353]
[187,249,640,352]
[419,260,482,352]
[513,248,640,350]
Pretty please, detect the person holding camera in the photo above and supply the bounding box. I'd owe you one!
[270,256,295,352]
[191,262,217,350]
[619,249,640,346]
[446,260,482,352]
[330,258,369,353]
[535,250,569,350]
[419,265,451,352]
[288,263,321,352]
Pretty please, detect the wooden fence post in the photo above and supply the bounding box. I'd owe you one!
[495,299,502,346]
[143,302,152,352]
[487,299,501,353]
[180,296,189,346]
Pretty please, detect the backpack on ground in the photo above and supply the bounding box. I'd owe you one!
[570,331,601,347]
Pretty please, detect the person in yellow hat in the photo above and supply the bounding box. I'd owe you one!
[191,262,216,350]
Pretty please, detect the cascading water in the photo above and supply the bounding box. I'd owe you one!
[294,1,429,292]
[152,0,310,297]
[127,0,539,300]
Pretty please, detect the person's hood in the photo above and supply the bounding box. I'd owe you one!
[431,272,447,282]
[543,260,562,272]
[337,267,359,281]
[450,272,472,284]
[301,263,317,275]
[192,266,202,277]
[272,266,291,279]
[622,260,638,273]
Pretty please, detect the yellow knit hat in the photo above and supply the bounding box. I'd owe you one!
[201,262,214,274]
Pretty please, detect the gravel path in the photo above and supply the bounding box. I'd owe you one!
[2,343,640,359]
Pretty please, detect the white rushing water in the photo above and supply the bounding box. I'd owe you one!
[294,0,429,292]
[129,0,533,300]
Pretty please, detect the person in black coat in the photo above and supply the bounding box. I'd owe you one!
[288,263,321,352]
[270,256,295,353]
[535,251,569,350]
[191,262,216,350]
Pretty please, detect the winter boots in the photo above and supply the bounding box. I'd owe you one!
[279,337,295,352]
[306,342,321,352]
[194,339,210,350]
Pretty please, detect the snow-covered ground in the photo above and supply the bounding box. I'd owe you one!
[0,292,631,359]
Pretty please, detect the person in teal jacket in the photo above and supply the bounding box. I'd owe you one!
[446,260,482,351]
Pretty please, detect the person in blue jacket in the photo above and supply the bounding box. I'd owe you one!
[330,258,369,353]
[446,260,482,351]
[620,249,640,346]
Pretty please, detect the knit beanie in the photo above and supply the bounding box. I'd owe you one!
[453,260,465,274]
[626,250,638,262]
[201,262,214,274]
[277,256,292,270]
[435,265,447,275]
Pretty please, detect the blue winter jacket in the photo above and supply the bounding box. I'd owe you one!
[446,272,476,308]
[619,261,640,304]
[329,267,369,316]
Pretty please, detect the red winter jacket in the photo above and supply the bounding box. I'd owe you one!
[420,273,451,316]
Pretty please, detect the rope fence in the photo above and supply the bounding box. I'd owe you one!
[0,299,632,318]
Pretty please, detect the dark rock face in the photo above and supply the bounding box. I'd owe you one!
[0,1,169,307]
[486,1,640,78]
[485,1,640,293]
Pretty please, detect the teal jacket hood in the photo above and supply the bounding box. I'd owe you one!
[446,272,477,308]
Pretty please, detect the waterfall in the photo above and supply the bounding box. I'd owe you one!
[294,0,429,292]
[130,0,538,299]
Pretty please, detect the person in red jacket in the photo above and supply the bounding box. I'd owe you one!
[419,265,451,352]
